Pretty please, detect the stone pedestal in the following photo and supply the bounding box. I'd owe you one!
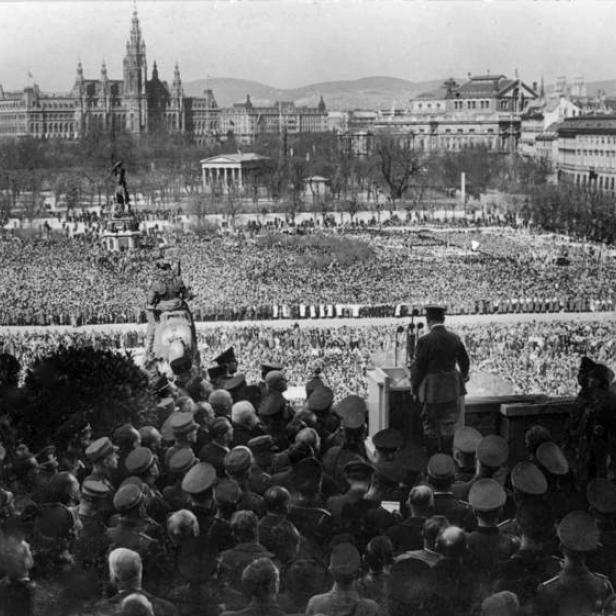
[102,215,141,251]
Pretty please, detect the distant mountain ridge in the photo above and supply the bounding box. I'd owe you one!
[183,75,454,110]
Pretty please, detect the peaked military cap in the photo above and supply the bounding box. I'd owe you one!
[468,478,506,511]
[264,370,286,387]
[427,453,455,481]
[335,395,367,429]
[170,412,198,436]
[214,347,236,365]
[215,479,242,505]
[453,426,483,454]
[182,462,216,495]
[125,446,155,475]
[261,361,283,375]
[207,365,227,381]
[557,510,601,551]
[112,423,140,448]
[259,393,286,417]
[223,373,246,392]
[81,479,113,500]
[330,542,361,575]
[373,428,403,452]
[511,461,547,495]
[536,441,569,476]
[307,386,334,412]
[113,483,144,513]
[587,478,616,515]
[169,447,197,474]
[477,435,509,468]
[425,304,446,320]
[85,437,119,463]
[344,460,374,481]
[224,446,253,475]
[247,435,277,453]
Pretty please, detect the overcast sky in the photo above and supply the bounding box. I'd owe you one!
[0,0,614,92]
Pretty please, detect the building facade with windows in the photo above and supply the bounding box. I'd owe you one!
[0,8,219,142]
[557,116,616,193]
[373,74,538,152]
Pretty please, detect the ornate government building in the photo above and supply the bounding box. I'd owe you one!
[0,8,219,143]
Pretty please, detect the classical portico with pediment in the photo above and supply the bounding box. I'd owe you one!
[200,153,270,195]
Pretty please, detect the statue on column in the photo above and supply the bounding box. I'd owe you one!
[112,161,130,216]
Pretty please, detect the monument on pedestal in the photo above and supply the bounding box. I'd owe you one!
[102,161,141,252]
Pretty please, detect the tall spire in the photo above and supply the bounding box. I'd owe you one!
[172,61,183,97]
[101,60,108,81]
[540,75,545,100]
[152,60,158,81]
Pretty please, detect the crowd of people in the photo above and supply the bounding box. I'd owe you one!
[3,320,616,400]
[0,327,615,616]
[1,226,616,326]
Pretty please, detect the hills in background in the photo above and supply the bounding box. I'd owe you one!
[184,75,616,110]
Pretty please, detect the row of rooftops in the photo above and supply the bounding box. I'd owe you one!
[414,74,532,101]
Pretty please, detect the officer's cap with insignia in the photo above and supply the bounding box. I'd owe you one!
[453,426,483,455]
[170,412,198,437]
[372,428,403,453]
[85,437,119,464]
[344,460,374,482]
[425,304,446,321]
[247,435,277,454]
[477,435,509,469]
[587,478,616,515]
[169,447,198,474]
[329,542,361,576]
[81,479,113,501]
[335,395,367,429]
[125,446,155,476]
[214,479,242,505]
[113,484,144,513]
[469,478,506,512]
[224,446,253,476]
[223,373,246,392]
[557,510,601,551]
[214,348,236,365]
[182,462,216,496]
[511,461,547,496]
[307,386,334,413]
[259,393,286,417]
[536,441,569,476]
[427,453,456,482]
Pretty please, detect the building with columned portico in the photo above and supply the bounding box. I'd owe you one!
[200,153,271,195]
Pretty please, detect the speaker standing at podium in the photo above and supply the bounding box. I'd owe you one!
[410,304,470,456]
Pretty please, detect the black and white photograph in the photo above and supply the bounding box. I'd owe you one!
[1,0,616,614]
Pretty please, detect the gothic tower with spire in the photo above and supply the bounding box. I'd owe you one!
[123,6,148,133]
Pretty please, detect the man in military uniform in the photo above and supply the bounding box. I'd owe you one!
[306,386,340,450]
[372,428,404,463]
[410,305,469,456]
[162,447,197,511]
[214,348,238,380]
[224,447,264,516]
[106,484,168,589]
[124,446,168,525]
[258,486,301,564]
[452,426,482,486]
[587,478,616,586]
[258,373,294,451]
[246,436,275,495]
[145,251,196,366]
[536,511,615,616]
[386,484,434,556]
[164,412,199,469]
[199,417,233,478]
[84,437,119,495]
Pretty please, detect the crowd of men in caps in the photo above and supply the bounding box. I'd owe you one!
[2,305,616,616]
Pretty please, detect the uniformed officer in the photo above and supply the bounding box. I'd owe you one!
[107,484,168,588]
[210,389,234,418]
[199,416,233,478]
[125,446,168,525]
[466,478,517,590]
[164,412,199,469]
[452,426,482,486]
[322,395,368,492]
[84,437,119,494]
[536,511,615,616]
[305,542,380,616]
[306,386,340,448]
[208,366,228,390]
[213,348,238,380]
[225,374,247,404]
[259,371,294,451]
[327,460,374,525]
[209,479,242,554]
[246,435,274,495]
[425,453,475,530]
[224,446,264,516]
[410,304,470,456]
[372,428,404,463]
[386,484,434,556]
[457,434,509,501]
[162,447,197,511]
